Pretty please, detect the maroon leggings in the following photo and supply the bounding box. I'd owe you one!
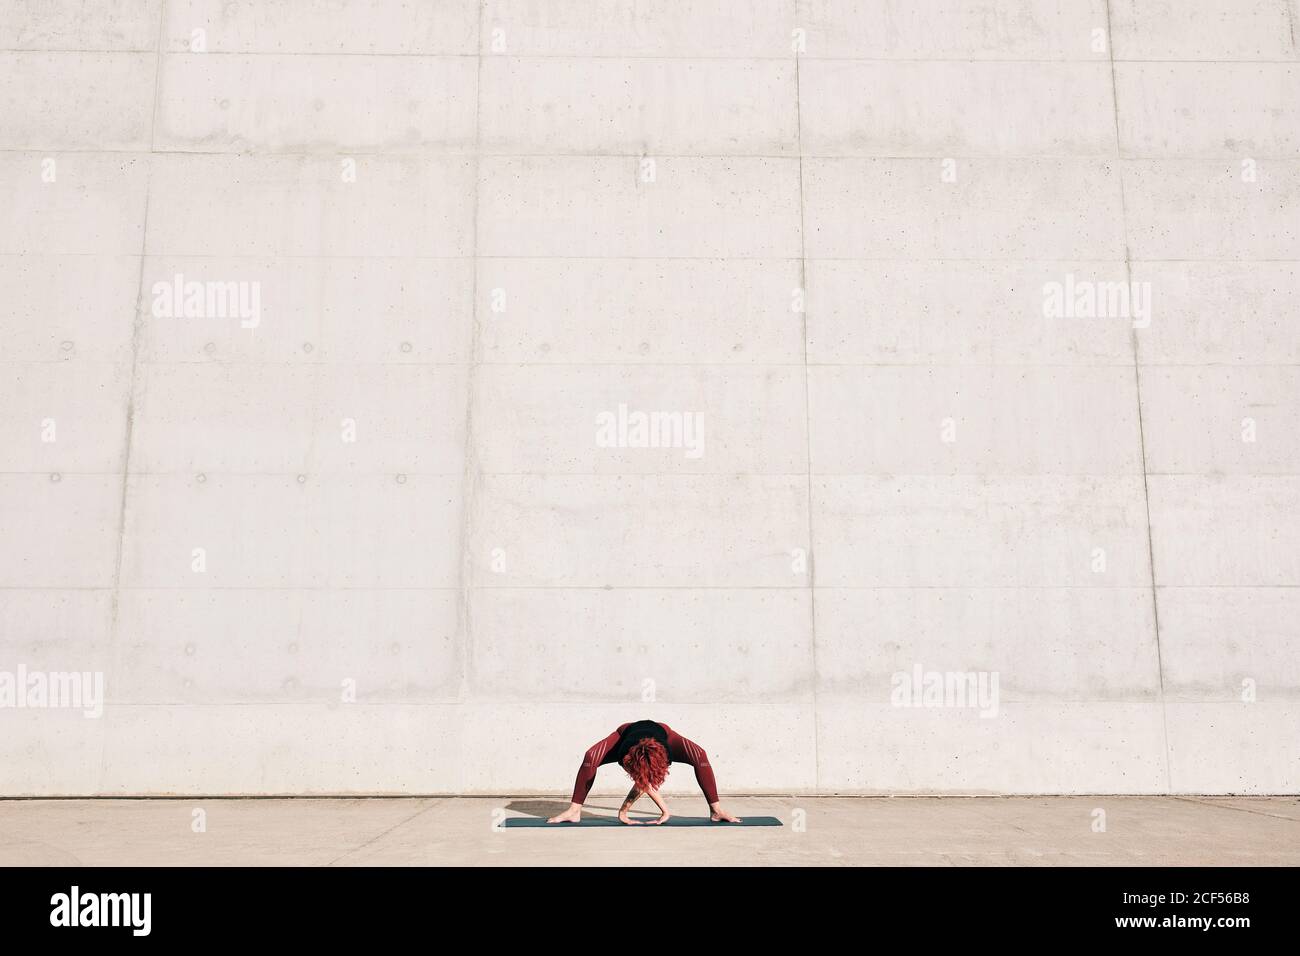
[569,723,720,805]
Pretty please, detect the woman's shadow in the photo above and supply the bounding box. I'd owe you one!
[505,799,649,820]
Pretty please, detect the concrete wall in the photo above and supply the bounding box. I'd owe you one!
[1,0,1296,796]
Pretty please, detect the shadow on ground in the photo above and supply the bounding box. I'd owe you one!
[504,800,630,819]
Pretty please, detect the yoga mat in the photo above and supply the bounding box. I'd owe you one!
[504,815,782,828]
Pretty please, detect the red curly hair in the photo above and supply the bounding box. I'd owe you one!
[621,738,670,792]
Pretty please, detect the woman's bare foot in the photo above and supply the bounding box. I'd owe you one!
[547,803,583,824]
[710,804,742,824]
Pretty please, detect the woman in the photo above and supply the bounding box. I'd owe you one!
[547,719,742,825]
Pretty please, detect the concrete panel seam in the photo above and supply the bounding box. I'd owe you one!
[794,31,822,792]
[104,1,169,793]
[452,1,488,705]
[1105,0,1171,792]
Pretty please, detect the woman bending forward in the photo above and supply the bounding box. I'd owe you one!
[548,719,742,825]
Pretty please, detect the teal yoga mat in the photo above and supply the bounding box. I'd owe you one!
[504,815,782,828]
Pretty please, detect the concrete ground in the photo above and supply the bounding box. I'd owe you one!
[1,796,1296,866]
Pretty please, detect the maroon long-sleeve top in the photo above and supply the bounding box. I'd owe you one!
[569,721,719,805]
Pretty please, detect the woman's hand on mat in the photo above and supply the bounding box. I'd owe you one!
[710,804,743,824]
[618,785,645,824]
[645,788,670,824]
